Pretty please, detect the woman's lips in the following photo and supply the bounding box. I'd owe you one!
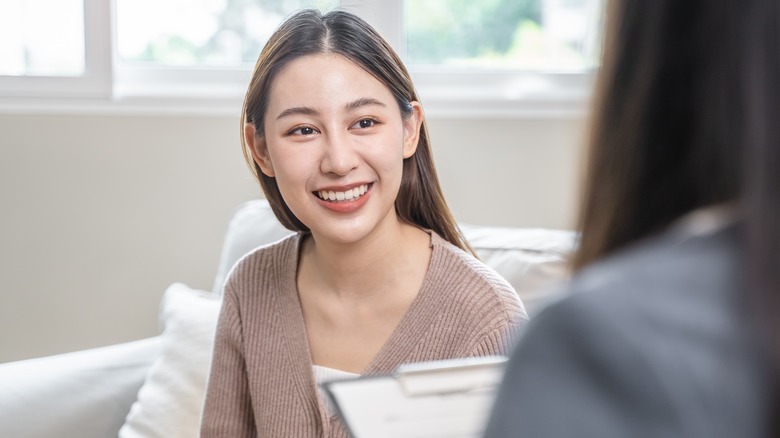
[313,183,372,213]
[315,183,369,202]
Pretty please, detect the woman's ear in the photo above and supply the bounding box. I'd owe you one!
[245,123,275,177]
[402,102,424,159]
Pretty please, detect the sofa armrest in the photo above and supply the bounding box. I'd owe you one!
[0,337,161,438]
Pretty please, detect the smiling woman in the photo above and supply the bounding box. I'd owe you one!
[199,9,528,438]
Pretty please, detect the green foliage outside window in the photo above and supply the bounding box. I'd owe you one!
[406,0,598,69]
[406,0,541,64]
[119,0,598,70]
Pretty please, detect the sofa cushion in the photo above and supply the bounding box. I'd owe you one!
[212,200,293,294]
[0,337,160,438]
[119,283,221,438]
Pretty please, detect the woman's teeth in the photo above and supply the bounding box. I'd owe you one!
[317,184,368,202]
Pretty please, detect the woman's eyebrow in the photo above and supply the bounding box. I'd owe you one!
[276,106,320,120]
[345,97,386,111]
[276,98,386,120]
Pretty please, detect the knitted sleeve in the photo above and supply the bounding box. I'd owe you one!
[200,284,256,437]
[468,276,528,358]
[470,322,523,357]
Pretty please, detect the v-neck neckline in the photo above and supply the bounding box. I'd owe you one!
[281,231,441,378]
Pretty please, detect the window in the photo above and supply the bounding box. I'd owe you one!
[0,0,85,76]
[116,0,339,66]
[0,0,110,98]
[0,0,602,117]
[405,0,600,70]
[401,0,601,117]
[113,0,338,99]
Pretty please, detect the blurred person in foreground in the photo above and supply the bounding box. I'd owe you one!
[484,0,779,436]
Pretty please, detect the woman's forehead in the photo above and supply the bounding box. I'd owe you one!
[267,54,396,113]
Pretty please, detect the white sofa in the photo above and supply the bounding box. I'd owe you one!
[0,200,576,438]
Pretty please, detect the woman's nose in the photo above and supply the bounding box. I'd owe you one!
[320,133,359,175]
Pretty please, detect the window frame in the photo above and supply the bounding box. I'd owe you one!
[0,0,595,119]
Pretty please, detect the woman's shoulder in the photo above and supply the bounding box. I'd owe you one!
[497,223,766,437]
[428,232,528,323]
[223,233,301,294]
[532,222,747,369]
[566,221,742,310]
[429,232,516,292]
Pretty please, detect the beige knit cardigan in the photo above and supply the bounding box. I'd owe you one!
[201,232,527,437]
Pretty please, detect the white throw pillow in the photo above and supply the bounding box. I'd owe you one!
[119,283,221,438]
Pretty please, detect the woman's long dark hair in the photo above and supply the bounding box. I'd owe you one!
[575,0,745,266]
[241,9,474,256]
[575,0,780,424]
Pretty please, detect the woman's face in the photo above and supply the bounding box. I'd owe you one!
[248,54,423,245]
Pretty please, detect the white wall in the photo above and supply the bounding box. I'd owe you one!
[0,113,585,363]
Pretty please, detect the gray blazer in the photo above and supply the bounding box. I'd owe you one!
[484,220,770,437]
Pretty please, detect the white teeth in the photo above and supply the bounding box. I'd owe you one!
[317,184,369,202]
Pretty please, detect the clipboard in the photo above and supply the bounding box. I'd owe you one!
[323,356,507,438]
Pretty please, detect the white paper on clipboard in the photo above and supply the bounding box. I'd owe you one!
[323,356,507,438]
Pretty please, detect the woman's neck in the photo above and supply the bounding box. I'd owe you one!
[296,216,433,372]
[299,219,431,302]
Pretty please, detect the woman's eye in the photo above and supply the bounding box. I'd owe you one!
[352,118,377,129]
[290,126,316,136]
